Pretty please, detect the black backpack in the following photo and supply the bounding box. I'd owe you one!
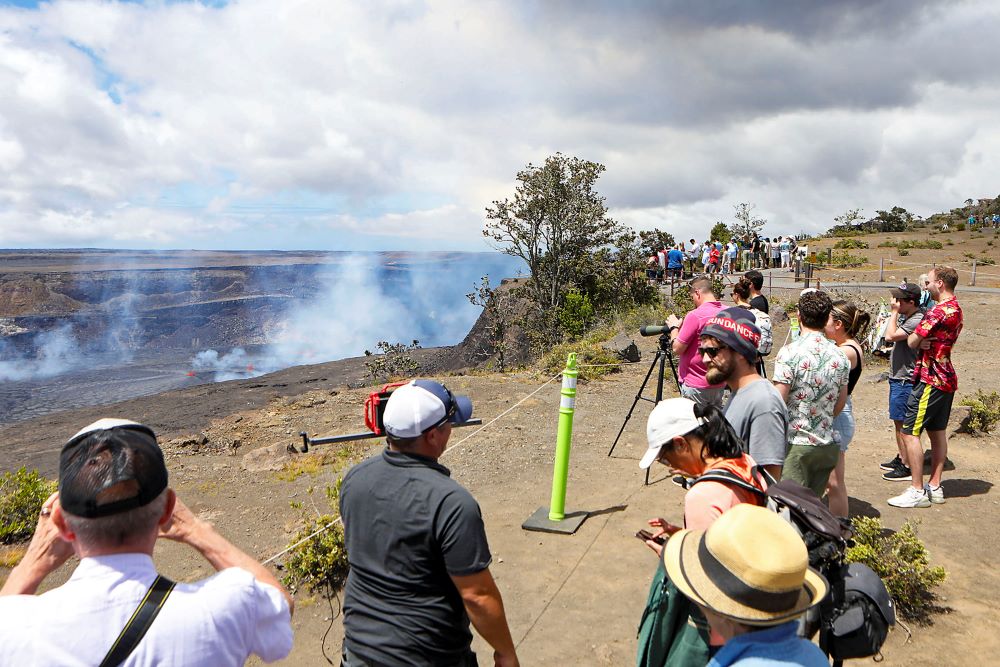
[687,471,895,665]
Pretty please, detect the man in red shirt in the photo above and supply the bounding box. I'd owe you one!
[888,265,963,509]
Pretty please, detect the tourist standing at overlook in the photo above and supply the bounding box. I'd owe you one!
[0,419,294,666]
[661,504,830,667]
[637,399,769,664]
[824,300,871,518]
[339,380,519,666]
[772,291,849,496]
[888,266,963,509]
[666,276,726,406]
[880,283,927,481]
[699,309,786,479]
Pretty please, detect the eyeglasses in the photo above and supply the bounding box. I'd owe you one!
[697,346,725,358]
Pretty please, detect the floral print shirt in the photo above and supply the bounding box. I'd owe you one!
[913,296,963,393]
[773,331,850,447]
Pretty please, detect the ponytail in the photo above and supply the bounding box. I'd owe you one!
[831,300,871,339]
[688,402,745,460]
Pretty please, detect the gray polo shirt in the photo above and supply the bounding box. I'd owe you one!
[723,379,788,467]
[890,309,926,380]
[340,449,492,666]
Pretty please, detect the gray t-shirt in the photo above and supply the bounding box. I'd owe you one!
[723,379,789,467]
[340,449,492,665]
[890,310,925,379]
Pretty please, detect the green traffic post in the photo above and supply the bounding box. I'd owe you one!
[548,352,578,521]
[522,353,588,535]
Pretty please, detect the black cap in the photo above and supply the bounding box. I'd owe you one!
[58,419,168,519]
[890,282,921,302]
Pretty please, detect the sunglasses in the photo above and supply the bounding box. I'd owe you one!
[423,387,458,433]
[697,346,726,358]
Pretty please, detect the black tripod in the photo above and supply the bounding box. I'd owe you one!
[608,332,680,485]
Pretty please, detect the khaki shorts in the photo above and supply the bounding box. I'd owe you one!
[782,443,839,497]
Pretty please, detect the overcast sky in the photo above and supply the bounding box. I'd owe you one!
[1,0,998,251]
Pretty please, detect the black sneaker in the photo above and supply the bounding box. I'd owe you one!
[882,463,912,481]
[879,454,902,472]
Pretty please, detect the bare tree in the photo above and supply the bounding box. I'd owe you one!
[730,202,766,240]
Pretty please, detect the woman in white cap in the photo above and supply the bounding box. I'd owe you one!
[662,503,830,666]
[637,398,768,663]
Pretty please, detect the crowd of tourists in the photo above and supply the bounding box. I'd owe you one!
[647,234,805,283]
[0,263,963,666]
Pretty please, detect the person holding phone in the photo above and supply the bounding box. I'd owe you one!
[636,398,769,665]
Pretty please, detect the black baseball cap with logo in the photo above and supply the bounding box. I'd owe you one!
[58,419,168,519]
[890,282,921,302]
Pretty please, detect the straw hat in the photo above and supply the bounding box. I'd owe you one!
[663,504,828,626]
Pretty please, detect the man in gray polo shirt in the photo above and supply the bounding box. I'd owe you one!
[339,380,519,667]
[700,309,788,479]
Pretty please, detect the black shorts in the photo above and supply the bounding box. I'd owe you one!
[902,381,954,436]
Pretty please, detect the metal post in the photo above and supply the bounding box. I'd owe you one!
[879,257,884,282]
[794,259,801,282]
[804,263,811,289]
[971,260,977,286]
[768,271,772,295]
[827,248,832,263]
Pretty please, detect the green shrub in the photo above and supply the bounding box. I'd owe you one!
[956,222,966,231]
[828,250,868,267]
[281,484,349,596]
[878,240,898,248]
[834,238,869,249]
[539,341,622,380]
[963,252,975,260]
[364,340,421,381]
[946,240,954,245]
[959,390,1000,433]
[558,290,595,340]
[847,517,946,623]
[0,468,56,544]
[978,256,996,266]
[898,248,910,256]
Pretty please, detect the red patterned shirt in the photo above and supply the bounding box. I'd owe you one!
[912,296,963,392]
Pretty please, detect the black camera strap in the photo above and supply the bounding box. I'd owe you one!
[99,575,175,667]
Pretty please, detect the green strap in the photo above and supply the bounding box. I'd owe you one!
[99,575,175,667]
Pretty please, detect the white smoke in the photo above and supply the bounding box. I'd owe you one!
[191,252,520,377]
[0,324,81,381]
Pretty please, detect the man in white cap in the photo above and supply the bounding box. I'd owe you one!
[339,380,519,667]
[662,504,829,666]
[0,419,293,666]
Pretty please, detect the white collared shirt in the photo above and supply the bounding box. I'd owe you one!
[0,553,292,666]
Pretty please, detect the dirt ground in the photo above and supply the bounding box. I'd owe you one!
[2,277,999,665]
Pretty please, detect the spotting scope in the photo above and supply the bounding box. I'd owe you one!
[639,324,671,337]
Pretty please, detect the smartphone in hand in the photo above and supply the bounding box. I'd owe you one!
[635,529,666,545]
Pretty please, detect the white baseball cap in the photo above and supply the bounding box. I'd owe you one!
[641,398,706,469]
[382,380,473,439]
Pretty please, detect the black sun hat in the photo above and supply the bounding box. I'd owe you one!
[58,419,168,519]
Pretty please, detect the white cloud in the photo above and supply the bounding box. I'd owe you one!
[0,0,998,248]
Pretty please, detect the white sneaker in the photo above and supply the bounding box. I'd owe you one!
[924,483,946,504]
[888,486,931,509]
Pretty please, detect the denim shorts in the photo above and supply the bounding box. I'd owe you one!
[832,396,855,452]
[888,378,913,422]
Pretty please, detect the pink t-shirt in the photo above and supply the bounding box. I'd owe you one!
[677,300,724,388]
